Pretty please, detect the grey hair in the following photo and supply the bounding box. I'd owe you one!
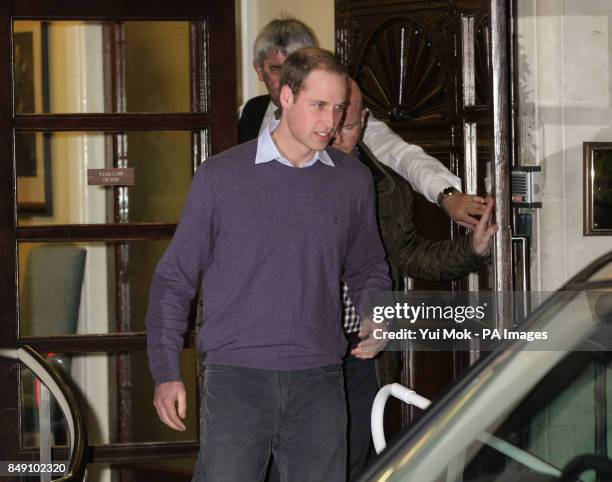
[253,18,318,67]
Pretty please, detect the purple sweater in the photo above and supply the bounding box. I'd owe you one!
[145,140,390,384]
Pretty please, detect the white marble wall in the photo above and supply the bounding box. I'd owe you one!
[518,0,612,291]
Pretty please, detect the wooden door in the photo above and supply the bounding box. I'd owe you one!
[335,0,512,428]
[0,1,236,480]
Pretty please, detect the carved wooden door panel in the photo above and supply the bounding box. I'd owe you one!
[336,0,495,428]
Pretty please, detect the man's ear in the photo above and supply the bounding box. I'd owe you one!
[253,61,264,82]
[279,85,293,109]
[360,108,368,129]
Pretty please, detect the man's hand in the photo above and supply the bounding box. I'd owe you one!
[471,196,498,256]
[153,381,187,431]
[351,316,388,359]
[442,192,487,230]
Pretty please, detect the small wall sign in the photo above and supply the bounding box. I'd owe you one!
[87,168,134,186]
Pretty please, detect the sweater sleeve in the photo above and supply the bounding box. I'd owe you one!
[342,169,392,318]
[394,182,489,281]
[145,163,218,385]
[401,231,490,281]
[362,114,461,203]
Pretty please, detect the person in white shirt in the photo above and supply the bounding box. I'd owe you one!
[238,17,488,229]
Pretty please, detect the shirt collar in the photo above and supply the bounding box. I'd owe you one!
[255,120,334,168]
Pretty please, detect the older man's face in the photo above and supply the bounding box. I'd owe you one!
[254,49,287,107]
[331,86,365,154]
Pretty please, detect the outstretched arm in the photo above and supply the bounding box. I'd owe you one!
[362,115,486,230]
[395,181,496,281]
[362,114,458,202]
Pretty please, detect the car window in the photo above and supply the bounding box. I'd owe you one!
[442,350,612,482]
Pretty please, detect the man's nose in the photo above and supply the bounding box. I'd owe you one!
[322,109,337,129]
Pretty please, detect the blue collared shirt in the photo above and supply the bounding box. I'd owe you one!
[255,120,334,168]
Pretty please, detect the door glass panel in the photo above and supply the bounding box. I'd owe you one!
[18,240,174,336]
[16,130,196,225]
[21,349,199,447]
[124,21,192,113]
[20,362,70,449]
[13,20,193,114]
[461,13,490,109]
[127,130,194,223]
[474,16,490,107]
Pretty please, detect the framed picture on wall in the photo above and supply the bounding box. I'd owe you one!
[584,142,612,235]
[14,21,53,216]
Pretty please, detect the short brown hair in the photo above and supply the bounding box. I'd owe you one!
[280,47,347,98]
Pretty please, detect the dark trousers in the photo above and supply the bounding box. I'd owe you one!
[192,364,346,482]
[268,334,379,482]
[344,346,379,480]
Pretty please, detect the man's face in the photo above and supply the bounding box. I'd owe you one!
[254,50,287,107]
[332,85,366,154]
[280,69,347,154]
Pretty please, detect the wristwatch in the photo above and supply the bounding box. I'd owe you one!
[437,186,459,206]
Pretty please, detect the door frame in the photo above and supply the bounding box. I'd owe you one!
[0,0,236,475]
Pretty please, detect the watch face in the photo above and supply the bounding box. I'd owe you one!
[438,187,459,206]
[436,186,459,206]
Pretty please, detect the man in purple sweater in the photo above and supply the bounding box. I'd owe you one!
[145,47,390,482]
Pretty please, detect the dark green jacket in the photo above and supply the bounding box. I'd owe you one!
[357,143,489,286]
